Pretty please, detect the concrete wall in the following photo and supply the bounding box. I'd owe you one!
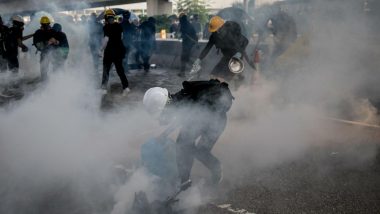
[147,0,173,16]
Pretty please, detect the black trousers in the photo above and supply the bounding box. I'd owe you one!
[102,56,129,89]
[211,56,235,81]
[180,42,195,72]
[176,113,227,183]
[6,54,19,73]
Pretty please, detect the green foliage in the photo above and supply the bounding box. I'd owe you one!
[176,0,210,24]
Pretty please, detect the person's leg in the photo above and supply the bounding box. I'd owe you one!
[180,43,192,75]
[176,122,203,183]
[141,43,151,71]
[0,56,8,72]
[123,46,130,74]
[40,52,49,81]
[114,58,129,89]
[90,45,99,73]
[101,56,112,88]
[210,56,234,83]
[7,55,19,73]
[194,114,227,184]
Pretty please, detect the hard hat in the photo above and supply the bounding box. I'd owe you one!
[143,87,169,115]
[12,15,24,24]
[40,16,51,24]
[208,16,225,33]
[104,9,116,18]
[228,56,245,74]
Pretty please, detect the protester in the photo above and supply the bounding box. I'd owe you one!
[33,16,57,80]
[136,17,156,72]
[51,23,69,70]
[178,14,198,77]
[2,15,30,74]
[191,16,255,84]
[191,14,202,39]
[99,9,130,96]
[0,15,9,72]
[143,79,234,185]
[267,10,297,59]
[169,16,179,38]
[121,11,139,73]
[88,13,103,73]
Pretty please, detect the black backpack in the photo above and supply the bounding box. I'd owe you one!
[182,80,234,113]
[215,21,249,52]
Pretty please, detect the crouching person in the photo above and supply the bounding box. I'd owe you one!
[143,79,234,185]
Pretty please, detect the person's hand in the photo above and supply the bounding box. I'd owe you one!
[190,58,201,75]
[48,38,58,45]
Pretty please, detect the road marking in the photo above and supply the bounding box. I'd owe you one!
[215,204,256,214]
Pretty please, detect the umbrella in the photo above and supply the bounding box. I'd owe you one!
[216,7,254,38]
[96,8,129,21]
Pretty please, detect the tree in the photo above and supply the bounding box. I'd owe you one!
[176,0,209,24]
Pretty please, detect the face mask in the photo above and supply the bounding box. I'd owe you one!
[107,17,115,24]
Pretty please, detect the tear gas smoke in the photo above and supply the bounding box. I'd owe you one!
[0,0,379,213]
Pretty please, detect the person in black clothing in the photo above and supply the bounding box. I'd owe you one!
[51,23,69,70]
[4,15,30,73]
[178,14,198,77]
[88,13,103,73]
[137,17,156,72]
[191,16,254,83]
[268,10,297,59]
[33,16,57,80]
[191,14,202,38]
[143,79,234,185]
[0,15,9,72]
[121,11,139,73]
[99,9,130,95]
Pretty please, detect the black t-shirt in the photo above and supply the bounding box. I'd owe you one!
[33,28,56,51]
[104,23,123,48]
[54,31,69,48]
[6,26,22,56]
[200,21,248,59]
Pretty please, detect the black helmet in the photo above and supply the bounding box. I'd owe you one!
[52,23,62,32]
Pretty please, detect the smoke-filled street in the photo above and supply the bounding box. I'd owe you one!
[1,0,380,214]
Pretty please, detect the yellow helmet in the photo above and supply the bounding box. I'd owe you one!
[40,16,50,25]
[104,9,116,18]
[208,16,225,33]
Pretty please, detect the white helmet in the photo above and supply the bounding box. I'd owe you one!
[12,15,24,24]
[143,87,169,114]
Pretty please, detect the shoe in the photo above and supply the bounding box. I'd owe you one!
[122,87,131,96]
[99,85,107,95]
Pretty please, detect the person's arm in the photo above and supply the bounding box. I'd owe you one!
[199,34,215,60]
[99,36,109,52]
[17,30,28,52]
[17,38,28,52]
[22,33,34,41]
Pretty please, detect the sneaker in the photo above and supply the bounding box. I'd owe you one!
[122,87,131,96]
